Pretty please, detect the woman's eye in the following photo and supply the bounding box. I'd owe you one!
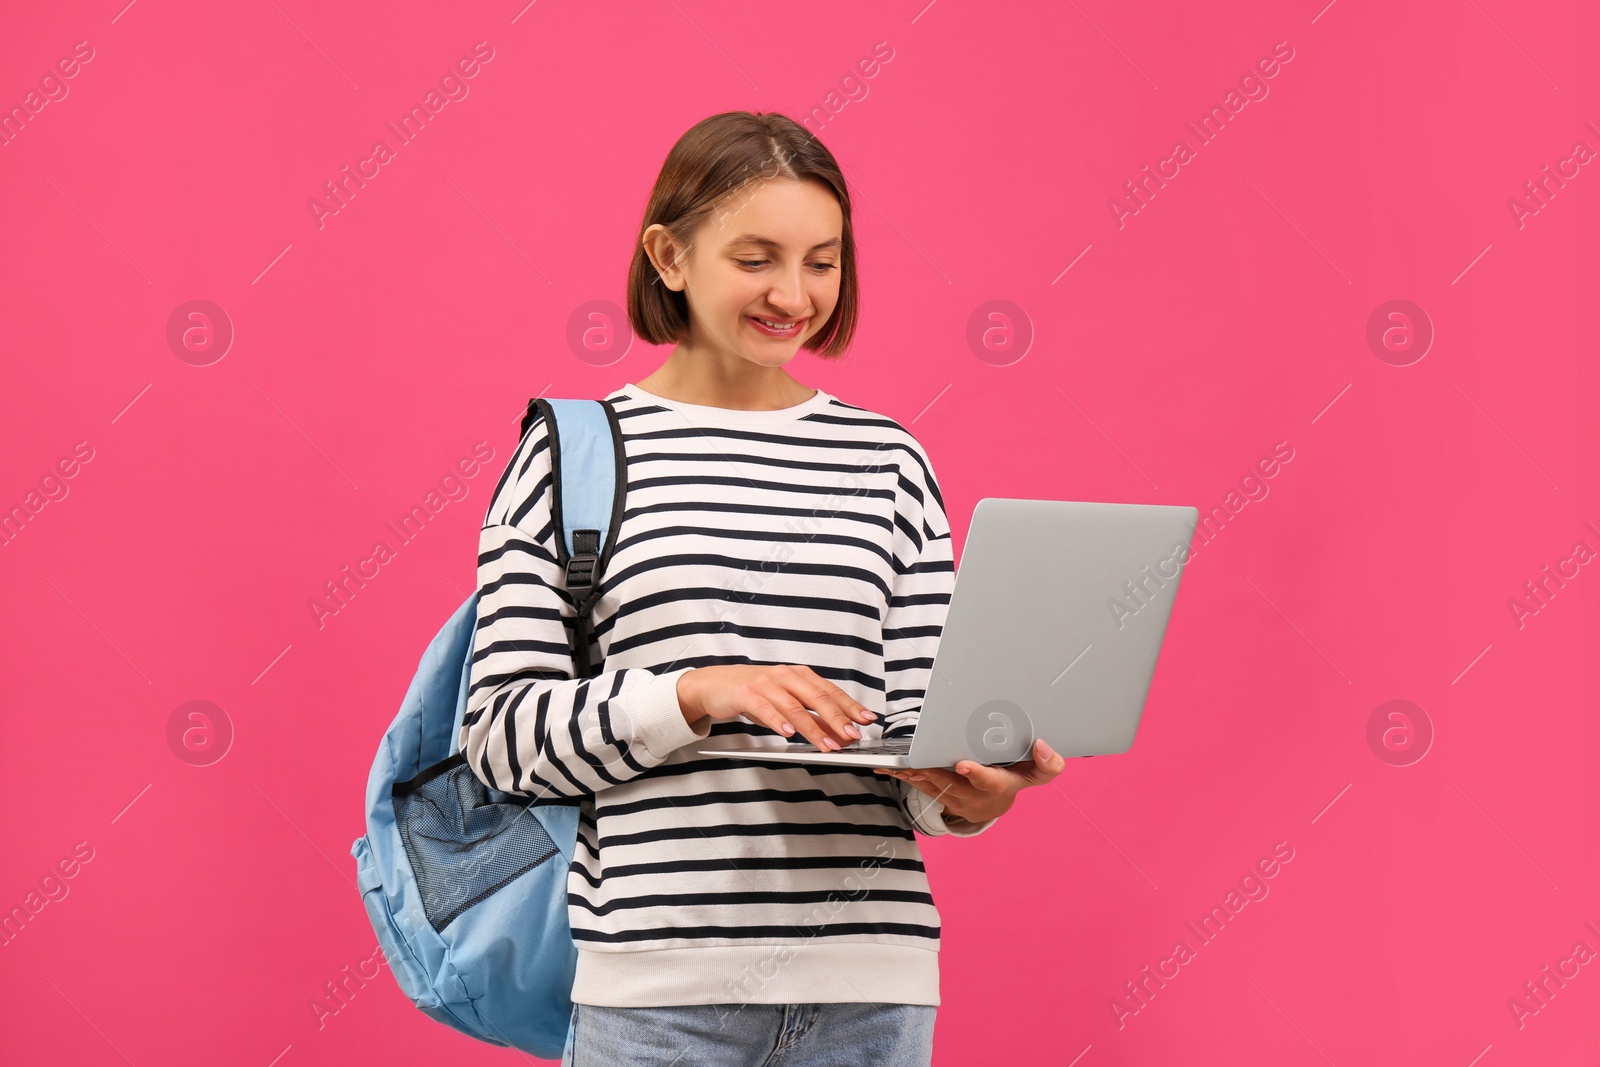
[735,260,840,272]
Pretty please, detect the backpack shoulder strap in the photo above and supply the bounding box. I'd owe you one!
[527,397,627,678]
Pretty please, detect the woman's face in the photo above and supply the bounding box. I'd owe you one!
[648,177,844,370]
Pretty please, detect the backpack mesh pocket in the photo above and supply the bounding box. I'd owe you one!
[392,756,565,932]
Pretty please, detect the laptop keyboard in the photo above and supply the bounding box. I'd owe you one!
[838,736,913,754]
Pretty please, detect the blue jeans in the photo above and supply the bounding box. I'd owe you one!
[560,1001,937,1066]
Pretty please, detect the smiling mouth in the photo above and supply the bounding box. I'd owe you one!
[748,315,807,336]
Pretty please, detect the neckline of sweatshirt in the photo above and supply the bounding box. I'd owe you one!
[611,382,836,427]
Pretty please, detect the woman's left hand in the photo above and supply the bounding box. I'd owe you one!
[874,738,1068,824]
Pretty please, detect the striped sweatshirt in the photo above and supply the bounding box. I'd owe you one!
[459,381,996,1008]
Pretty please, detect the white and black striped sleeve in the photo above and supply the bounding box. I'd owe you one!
[459,417,711,799]
[880,436,998,838]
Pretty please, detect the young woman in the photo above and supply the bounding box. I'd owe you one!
[462,111,1065,1067]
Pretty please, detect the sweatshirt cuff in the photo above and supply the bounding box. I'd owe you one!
[623,668,711,759]
[941,812,998,837]
[900,784,998,837]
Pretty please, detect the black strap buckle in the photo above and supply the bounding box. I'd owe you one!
[565,529,601,589]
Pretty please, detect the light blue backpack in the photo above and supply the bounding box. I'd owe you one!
[350,397,627,1058]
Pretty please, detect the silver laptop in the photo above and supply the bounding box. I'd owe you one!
[697,498,1198,769]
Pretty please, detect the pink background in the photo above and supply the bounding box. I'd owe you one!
[2,1,1596,1064]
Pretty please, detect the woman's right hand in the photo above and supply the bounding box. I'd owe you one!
[677,664,878,751]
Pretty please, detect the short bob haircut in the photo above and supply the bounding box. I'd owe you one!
[626,111,858,359]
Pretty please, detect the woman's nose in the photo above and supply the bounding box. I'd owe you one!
[765,270,812,315]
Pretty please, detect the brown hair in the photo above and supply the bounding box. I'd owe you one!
[626,111,858,358]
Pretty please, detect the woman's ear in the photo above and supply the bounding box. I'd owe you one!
[641,224,688,292]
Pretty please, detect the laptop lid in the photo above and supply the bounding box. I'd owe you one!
[906,498,1198,768]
